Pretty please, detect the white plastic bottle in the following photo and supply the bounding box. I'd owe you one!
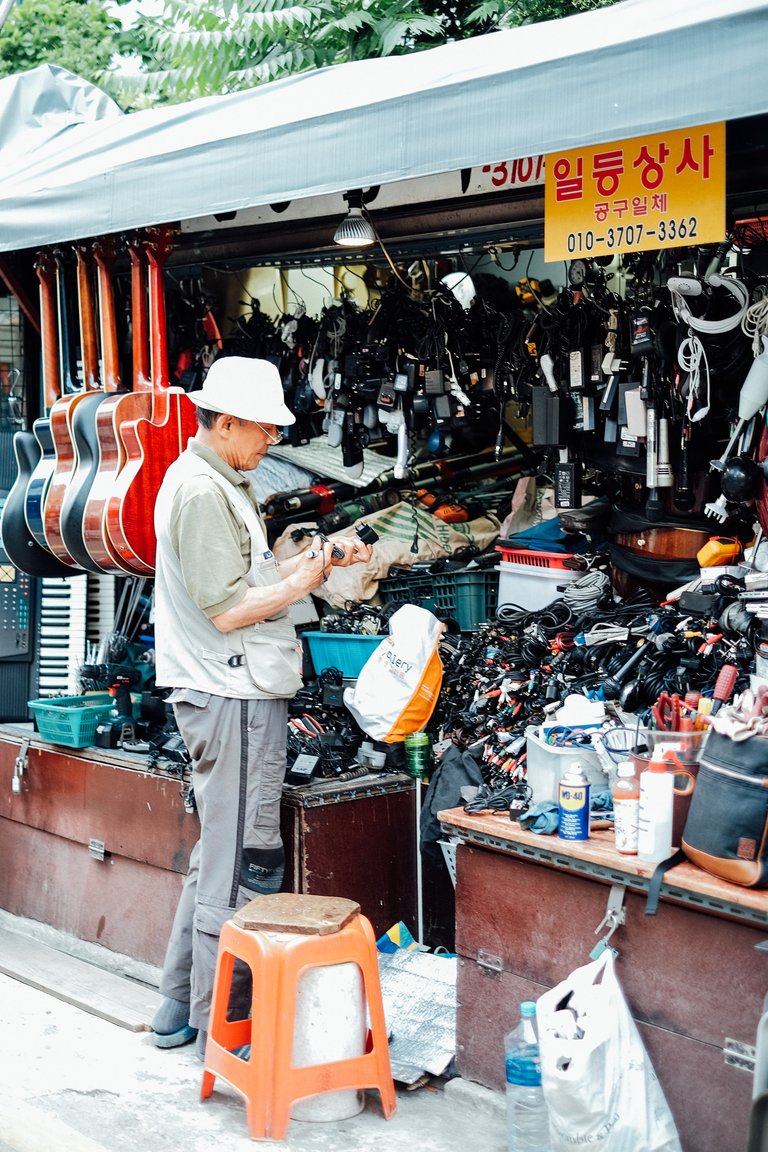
[504,1000,550,1152]
[637,749,674,862]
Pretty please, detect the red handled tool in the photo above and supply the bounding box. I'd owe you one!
[711,663,739,714]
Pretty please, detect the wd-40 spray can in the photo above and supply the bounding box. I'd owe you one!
[557,761,590,841]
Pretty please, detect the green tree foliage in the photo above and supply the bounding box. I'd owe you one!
[0,0,123,85]
[466,0,617,28]
[0,0,619,108]
[125,0,444,104]
[125,0,619,107]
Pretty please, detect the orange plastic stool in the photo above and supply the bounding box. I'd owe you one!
[200,893,397,1141]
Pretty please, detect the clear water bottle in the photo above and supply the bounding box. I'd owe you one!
[504,1000,550,1152]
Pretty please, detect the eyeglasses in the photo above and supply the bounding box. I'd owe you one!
[255,422,284,445]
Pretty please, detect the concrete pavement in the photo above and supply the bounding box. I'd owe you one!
[0,920,506,1152]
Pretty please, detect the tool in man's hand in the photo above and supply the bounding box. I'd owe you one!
[319,520,379,558]
[306,522,379,581]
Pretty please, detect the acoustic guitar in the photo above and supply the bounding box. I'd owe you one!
[82,235,154,576]
[58,238,125,573]
[0,253,78,578]
[104,227,197,573]
[41,249,102,566]
[23,252,79,562]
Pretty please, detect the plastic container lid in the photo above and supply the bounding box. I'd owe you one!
[617,761,636,777]
[648,747,671,772]
[520,1001,537,1017]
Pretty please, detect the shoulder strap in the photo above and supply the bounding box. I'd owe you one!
[190,457,269,554]
[645,848,687,915]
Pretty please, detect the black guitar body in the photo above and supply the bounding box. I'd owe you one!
[59,392,108,573]
[1,432,76,577]
[24,416,56,548]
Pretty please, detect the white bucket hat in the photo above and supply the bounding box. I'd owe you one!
[188,357,296,426]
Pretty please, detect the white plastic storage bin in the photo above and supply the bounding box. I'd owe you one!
[525,727,609,804]
[497,559,580,612]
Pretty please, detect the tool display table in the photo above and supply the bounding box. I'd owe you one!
[439,807,768,1152]
[0,726,415,966]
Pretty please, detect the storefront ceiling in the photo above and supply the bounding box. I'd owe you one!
[0,0,767,255]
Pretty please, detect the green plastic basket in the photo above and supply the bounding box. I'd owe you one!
[379,567,499,630]
[27,693,116,748]
[378,572,436,606]
[449,568,500,630]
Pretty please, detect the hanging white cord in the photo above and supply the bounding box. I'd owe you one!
[669,273,750,335]
[742,288,768,356]
[678,328,711,422]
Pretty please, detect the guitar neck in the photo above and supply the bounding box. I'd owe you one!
[35,251,60,413]
[75,245,100,390]
[54,250,76,396]
[128,238,151,391]
[146,227,174,419]
[92,239,121,393]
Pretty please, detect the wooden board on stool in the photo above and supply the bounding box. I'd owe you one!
[234,893,361,934]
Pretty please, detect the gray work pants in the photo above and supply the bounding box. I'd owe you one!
[158,690,288,1031]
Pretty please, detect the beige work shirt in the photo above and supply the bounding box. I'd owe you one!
[169,439,269,619]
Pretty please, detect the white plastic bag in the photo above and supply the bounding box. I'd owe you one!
[537,950,681,1152]
[343,604,443,743]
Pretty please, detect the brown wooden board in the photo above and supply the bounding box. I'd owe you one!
[456,843,765,1049]
[440,807,768,919]
[234,892,360,933]
[0,925,160,1030]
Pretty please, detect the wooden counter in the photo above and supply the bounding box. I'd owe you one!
[440,807,768,1152]
[0,728,198,966]
[440,807,768,924]
[0,727,416,966]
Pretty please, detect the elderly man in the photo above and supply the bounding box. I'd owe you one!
[150,356,372,1059]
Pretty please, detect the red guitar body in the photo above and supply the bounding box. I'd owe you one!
[104,389,197,571]
[103,228,197,574]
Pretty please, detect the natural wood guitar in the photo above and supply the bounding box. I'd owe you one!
[58,238,125,573]
[42,248,102,567]
[104,227,197,573]
[82,234,154,576]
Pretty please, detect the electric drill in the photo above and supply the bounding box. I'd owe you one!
[80,663,142,747]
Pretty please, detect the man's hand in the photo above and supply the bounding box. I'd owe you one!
[329,535,374,567]
[294,535,333,592]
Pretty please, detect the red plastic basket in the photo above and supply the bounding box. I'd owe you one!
[495,547,575,570]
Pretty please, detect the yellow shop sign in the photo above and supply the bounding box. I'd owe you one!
[544,123,725,262]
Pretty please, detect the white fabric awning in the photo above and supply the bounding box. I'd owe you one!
[0,0,767,254]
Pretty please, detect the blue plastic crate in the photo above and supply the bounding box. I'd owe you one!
[303,632,383,679]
